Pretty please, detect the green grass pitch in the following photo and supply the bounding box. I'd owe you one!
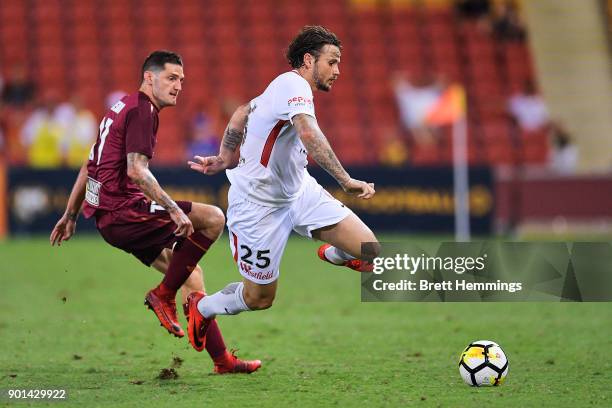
[1,235,611,407]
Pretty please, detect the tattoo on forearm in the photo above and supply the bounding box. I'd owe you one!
[294,115,350,186]
[136,172,179,211]
[127,153,179,212]
[222,104,252,152]
[222,127,244,152]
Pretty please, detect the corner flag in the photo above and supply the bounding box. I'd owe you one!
[424,84,466,126]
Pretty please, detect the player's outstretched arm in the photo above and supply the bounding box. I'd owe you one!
[293,113,375,199]
[189,103,251,175]
[50,161,88,246]
[127,152,194,237]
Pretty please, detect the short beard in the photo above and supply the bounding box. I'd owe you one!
[313,64,331,92]
[154,92,175,108]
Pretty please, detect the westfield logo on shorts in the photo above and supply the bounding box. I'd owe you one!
[241,263,273,281]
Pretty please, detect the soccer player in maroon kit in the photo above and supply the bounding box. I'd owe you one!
[50,50,260,374]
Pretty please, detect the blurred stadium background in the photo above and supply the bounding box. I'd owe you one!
[1,0,612,239]
[1,1,612,405]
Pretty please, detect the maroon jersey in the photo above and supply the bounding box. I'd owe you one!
[82,92,159,219]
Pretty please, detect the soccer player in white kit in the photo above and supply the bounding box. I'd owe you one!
[186,26,380,352]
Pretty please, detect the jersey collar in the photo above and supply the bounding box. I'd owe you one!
[139,91,160,112]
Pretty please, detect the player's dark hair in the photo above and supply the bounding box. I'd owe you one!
[286,25,342,69]
[141,50,183,80]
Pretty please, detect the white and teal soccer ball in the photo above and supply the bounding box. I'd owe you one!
[458,340,508,386]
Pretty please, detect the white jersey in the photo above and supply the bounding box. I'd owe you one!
[226,71,316,206]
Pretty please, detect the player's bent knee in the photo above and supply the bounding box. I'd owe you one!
[207,206,225,238]
[193,204,225,239]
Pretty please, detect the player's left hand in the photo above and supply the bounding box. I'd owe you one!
[188,155,227,175]
[50,214,77,246]
[341,178,376,199]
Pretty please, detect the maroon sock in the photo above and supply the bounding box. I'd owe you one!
[154,282,175,297]
[206,320,228,360]
[161,232,213,292]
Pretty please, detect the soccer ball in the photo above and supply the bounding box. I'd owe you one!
[458,340,508,386]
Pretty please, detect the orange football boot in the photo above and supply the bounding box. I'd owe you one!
[187,291,213,352]
[317,243,373,272]
[214,350,262,374]
[145,287,184,338]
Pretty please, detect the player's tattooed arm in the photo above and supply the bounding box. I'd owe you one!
[294,114,376,199]
[128,152,194,236]
[189,103,252,175]
[222,126,245,152]
[293,113,350,185]
[126,152,180,213]
[220,103,251,155]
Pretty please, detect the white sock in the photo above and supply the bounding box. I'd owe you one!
[197,282,250,319]
[324,245,356,265]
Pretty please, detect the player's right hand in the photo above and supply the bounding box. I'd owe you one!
[341,178,376,199]
[50,214,77,246]
[188,155,227,175]
[169,208,194,237]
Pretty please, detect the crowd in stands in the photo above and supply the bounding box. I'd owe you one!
[0,0,575,173]
[0,70,97,168]
[0,63,242,169]
[455,0,525,42]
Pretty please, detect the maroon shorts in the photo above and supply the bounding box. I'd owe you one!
[95,199,193,266]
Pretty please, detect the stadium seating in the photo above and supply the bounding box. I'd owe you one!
[0,0,541,166]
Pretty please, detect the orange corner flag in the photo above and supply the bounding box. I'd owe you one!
[424,84,466,125]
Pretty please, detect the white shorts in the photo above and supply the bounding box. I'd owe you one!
[226,175,352,284]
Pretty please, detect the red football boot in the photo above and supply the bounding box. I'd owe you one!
[214,350,262,374]
[145,287,184,338]
[317,244,373,272]
[187,291,213,352]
